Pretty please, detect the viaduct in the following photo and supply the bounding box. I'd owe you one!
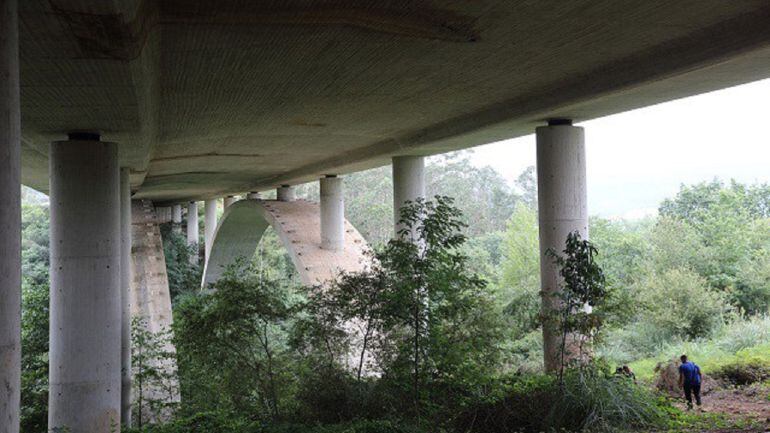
[3,1,770,432]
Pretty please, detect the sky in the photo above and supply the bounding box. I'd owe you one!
[468,78,770,219]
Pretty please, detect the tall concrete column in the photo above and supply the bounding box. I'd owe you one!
[49,136,121,433]
[223,195,237,208]
[0,1,21,432]
[204,199,218,260]
[119,168,132,427]
[392,155,425,239]
[171,204,182,233]
[186,201,199,264]
[320,176,344,251]
[277,185,295,202]
[536,120,588,373]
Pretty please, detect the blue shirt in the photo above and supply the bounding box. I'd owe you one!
[679,361,701,386]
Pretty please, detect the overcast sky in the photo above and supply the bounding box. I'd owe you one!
[468,78,770,219]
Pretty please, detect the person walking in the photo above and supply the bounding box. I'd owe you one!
[678,354,703,410]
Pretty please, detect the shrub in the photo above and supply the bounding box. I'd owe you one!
[638,268,732,340]
[455,366,667,433]
[713,361,770,386]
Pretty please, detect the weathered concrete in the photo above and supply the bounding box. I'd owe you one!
[204,199,217,260]
[171,204,182,233]
[0,1,20,432]
[247,192,261,200]
[277,185,296,202]
[392,156,425,238]
[536,121,588,373]
[49,139,121,433]
[203,199,369,287]
[224,195,237,208]
[320,176,344,251]
[14,2,770,200]
[186,201,199,264]
[120,168,133,428]
[129,200,179,423]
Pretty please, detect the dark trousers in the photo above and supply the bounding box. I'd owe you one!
[684,383,701,406]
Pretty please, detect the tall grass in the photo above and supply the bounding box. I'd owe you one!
[599,316,770,381]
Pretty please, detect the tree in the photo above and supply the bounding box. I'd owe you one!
[500,203,541,338]
[173,261,299,419]
[131,317,179,428]
[546,231,608,380]
[305,196,503,422]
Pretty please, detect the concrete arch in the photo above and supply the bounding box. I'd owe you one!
[202,199,370,287]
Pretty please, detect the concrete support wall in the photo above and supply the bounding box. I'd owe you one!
[171,204,182,233]
[204,199,217,260]
[49,139,121,433]
[130,200,180,423]
[320,176,344,251]
[0,1,21,432]
[392,156,425,238]
[120,168,132,427]
[186,201,199,264]
[224,195,237,208]
[536,122,588,373]
[277,185,295,202]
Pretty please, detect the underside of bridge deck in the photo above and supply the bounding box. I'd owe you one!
[16,0,770,200]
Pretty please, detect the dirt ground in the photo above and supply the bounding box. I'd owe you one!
[670,384,770,432]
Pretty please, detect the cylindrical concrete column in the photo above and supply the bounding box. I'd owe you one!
[247,192,260,200]
[172,204,182,233]
[320,176,344,251]
[0,1,21,432]
[186,201,199,264]
[119,168,132,428]
[277,185,295,202]
[223,195,237,208]
[204,199,218,260]
[392,155,425,239]
[536,120,588,373]
[49,137,121,433]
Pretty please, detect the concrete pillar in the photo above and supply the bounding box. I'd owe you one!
[119,168,132,427]
[187,201,199,264]
[392,155,425,239]
[247,192,261,200]
[204,199,218,260]
[320,176,344,251]
[0,1,21,432]
[49,136,121,433]
[172,204,182,233]
[277,185,295,202]
[536,120,588,373]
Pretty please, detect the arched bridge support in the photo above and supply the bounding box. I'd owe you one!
[202,199,370,287]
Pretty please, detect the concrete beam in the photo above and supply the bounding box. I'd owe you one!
[320,176,344,251]
[204,199,217,260]
[49,138,121,432]
[247,192,261,200]
[119,168,132,427]
[392,156,425,239]
[0,0,21,432]
[536,121,588,373]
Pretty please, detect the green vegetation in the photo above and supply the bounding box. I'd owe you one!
[17,165,770,433]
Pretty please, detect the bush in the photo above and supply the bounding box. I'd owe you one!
[455,366,668,433]
[713,361,770,386]
[638,268,732,340]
